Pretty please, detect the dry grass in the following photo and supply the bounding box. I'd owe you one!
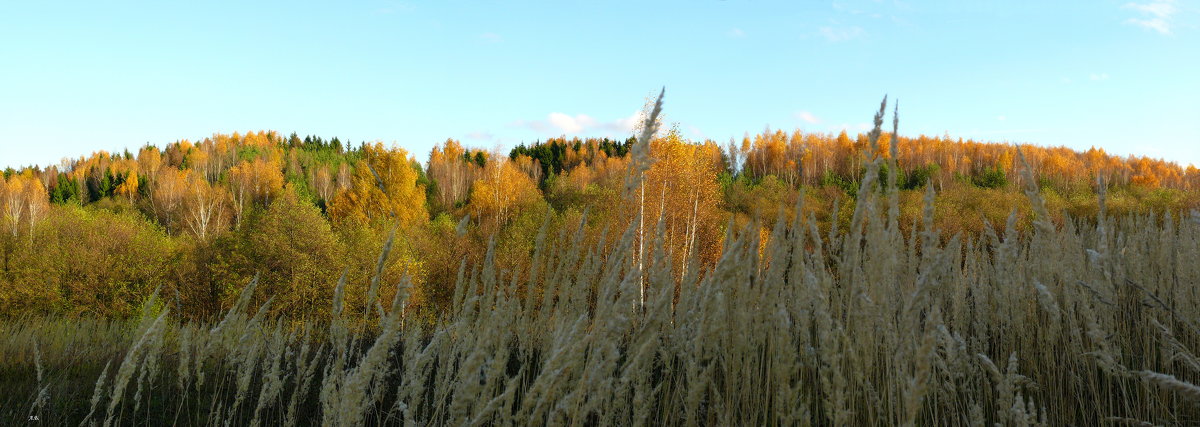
[3,97,1200,426]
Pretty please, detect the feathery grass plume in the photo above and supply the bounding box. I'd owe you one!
[79,360,112,427]
[365,227,397,321]
[1150,318,1200,373]
[284,328,321,427]
[1097,174,1108,222]
[104,309,168,427]
[227,296,275,418]
[851,95,889,213]
[624,87,664,196]
[888,100,899,179]
[133,285,163,336]
[836,96,889,312]
[1085,312,1128,376]
[455,213,470,235]
[886,99,902,230]
[211,273,260,334]
[1033,281,1062,336]
[250,323,289,427]
[1015,146,1054,235]
[131,312,169,415]
[978,352,1035,426]
[331,269,349,350]
[334,277,410,426]
[900,315,937,427]
[365,161,385,193]
[176,325,193,392]
[1139,371,1200,402]
[522,208,553,313]
[29,342,48,419]
[866,95,888,157]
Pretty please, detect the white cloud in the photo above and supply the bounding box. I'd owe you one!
[480,32,502,43]
[819,25,865,42]
[1127,1,1176,18]
[1090,73,1111,81]
[1124,1,1176,34]
[996,115,1007,121]
[466,131,495,141]
[547,113,595,133]
[727,28,746,38]
[515,112,639,135]
[608,111,641,133]
[1127,18,1171,33]
[511,119,547,132]
[795,111,821,124]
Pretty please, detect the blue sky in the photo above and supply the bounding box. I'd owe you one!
[1,0,1197,169]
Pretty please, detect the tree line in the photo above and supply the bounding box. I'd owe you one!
[1,128,1197,320]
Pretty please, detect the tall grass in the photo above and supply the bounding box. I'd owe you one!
[3,97,1200,426]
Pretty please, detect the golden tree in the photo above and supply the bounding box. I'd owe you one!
[0,173,50,239]
[183,172,230,241]
[428,139,478,210]
[137,146,163,179]
[22,174,49,235]
[641,128,724,275]
[312,166,334,203]
[328,142,428,228]
[227,157,284,228]
[0,176,26,237]
[468,158,542,233]
[149,168,188,232]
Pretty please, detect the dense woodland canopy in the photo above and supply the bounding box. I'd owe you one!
[2,129,1198,319]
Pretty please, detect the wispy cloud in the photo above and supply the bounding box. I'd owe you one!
[727,28,746,38]
[480,32,503,43]
[465,131,495,141]
[996,115,1007,121]
[794,111,821,124]
[1090,73,1111,81]
[610,111,641,132]
[818,25,865,42]
[515,111,641,135]
[1127,0,1176,18]
[1124,0,1177,34]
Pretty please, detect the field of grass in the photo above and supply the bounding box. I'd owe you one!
[4,138,1200,425]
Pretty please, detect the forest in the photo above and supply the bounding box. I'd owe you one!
[1,121,1197,320]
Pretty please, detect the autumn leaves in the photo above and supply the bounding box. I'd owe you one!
[0,173,48,237]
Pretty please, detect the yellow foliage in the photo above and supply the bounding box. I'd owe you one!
[640,128,725,269]
[1,173,50,236]
[329,142,428,229]
[469,159,541,233]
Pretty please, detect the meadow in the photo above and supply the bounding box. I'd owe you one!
[4,98,1200,426]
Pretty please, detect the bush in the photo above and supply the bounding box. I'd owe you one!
[3,205,175,317]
